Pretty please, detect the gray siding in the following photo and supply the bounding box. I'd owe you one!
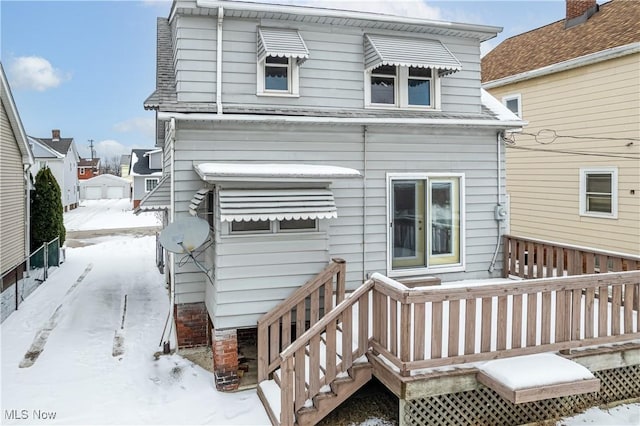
[173,16,482,113]
[0,102,27,275]
[172,121,505,328]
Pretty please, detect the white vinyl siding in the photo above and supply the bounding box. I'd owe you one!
[173,16,483,113]
[171,121,505,327]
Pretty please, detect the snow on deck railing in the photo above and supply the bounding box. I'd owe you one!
[369,270,640,375]
[503,234,640,280]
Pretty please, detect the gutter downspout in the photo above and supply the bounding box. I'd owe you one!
[216,6,223,115]
[362,125,368,282]
[488,131,503,273]
[24,164,32,274]
[169,118,177,349]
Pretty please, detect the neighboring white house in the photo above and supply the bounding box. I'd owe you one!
[29,130,80,211]
[129,148,162,208]
[79,174,131,200]
[143,0,524,392]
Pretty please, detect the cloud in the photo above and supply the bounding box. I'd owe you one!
[113,117,156,138]
[80,139,130,161]
[9,56,70,91]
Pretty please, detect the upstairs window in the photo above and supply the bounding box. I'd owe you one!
[367,65,436,108]
[256,27,308,97]
[371,65,397,105]
[580,168,617,218]
[408,67,432,107]
[502,94,522,118]
[264,56,290,92]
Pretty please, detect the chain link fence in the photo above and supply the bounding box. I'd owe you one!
[1,237,63,322]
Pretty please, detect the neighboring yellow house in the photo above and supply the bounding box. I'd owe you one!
[482,0,640,256]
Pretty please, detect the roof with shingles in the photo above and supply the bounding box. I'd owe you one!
[144,18,177,110]
[30,137,74,156]
[131,149,162,176]
[481,0,640,83]
[78,158,100,167]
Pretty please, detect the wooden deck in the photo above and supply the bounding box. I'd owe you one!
[257,236,640,425]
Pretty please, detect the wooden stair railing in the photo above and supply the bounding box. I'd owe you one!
[257,258,346,383]
[503,235,640,279]
[277,279,375,425]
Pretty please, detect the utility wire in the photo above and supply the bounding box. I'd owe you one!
[507,145,640,160]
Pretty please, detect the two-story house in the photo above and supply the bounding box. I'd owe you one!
[130,148,163,208]
[29,130,80,211]
[1,63,34,291]
[77,157,100,180]
[143,0,523,391]
[482,0,640,255]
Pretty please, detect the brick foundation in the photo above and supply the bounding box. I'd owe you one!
[212,328,240,391]
[174,302,209,348]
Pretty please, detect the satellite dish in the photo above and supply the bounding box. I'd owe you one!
[159,217,210,254]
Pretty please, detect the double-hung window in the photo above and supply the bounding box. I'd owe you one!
[364,34,461,110]
[256,27,309,97]
[580,167,618,218]
[367,65,437,109]
[145,178,159,193]
[388,173,464,275]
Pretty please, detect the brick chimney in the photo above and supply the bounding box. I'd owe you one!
[52,129,60,141]
[566,0,599,28]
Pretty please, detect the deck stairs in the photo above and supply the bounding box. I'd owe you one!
[256,259,374,425]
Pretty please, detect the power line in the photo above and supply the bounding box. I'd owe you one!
[517,129,640,145]
[507,145,640,160]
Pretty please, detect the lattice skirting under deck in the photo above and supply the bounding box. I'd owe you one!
[404,365,640,426]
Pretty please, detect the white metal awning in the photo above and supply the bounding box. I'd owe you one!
[136,175,169,214]
[257,27,310,64]
[219,189,337,222]
[188,188,209,216]
[194,162,361,183]
[364,34,462,75]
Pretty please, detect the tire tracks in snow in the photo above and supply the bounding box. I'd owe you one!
[19,264,94,368]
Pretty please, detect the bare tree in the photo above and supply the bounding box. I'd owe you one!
[99,155,122,176]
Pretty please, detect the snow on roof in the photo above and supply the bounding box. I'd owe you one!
[195,163,361,182]
[478,353,594,390]
[481,88,525,123]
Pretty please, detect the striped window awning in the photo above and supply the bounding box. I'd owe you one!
[257,27,309,64]
[364,34,462,75]
[136,175,170,213]
[219,189,337,222]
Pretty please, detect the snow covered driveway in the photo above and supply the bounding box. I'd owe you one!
[1,204,268,425]
[64,199,160,232]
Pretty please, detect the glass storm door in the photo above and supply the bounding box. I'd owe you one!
[392,180,426,269]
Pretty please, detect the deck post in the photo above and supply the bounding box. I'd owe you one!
[333,257,346,306]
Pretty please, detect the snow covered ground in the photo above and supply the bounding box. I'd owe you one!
[1,200,637,425]
[64,199,160,231]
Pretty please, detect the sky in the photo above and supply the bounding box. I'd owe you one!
[1,0,603,161]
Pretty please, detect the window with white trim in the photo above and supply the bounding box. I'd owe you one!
[257,56,300,96]
[230,219,318,234]
[367,65,438,109]
[145,178,159,193]
[388,173,464,274]
[502,94,522,118]
[579,167,618,218]
[79,167,85,175]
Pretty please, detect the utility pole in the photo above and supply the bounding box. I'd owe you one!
[88,139,96,160]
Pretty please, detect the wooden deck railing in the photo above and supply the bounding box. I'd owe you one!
[278,280,373,425]
[503,235,640,279]
[257,258,346,382]
[369,271,640,373]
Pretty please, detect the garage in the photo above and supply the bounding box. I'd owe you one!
[106,186,125,199]
[85,186,102,200]
[80,174,131,200]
